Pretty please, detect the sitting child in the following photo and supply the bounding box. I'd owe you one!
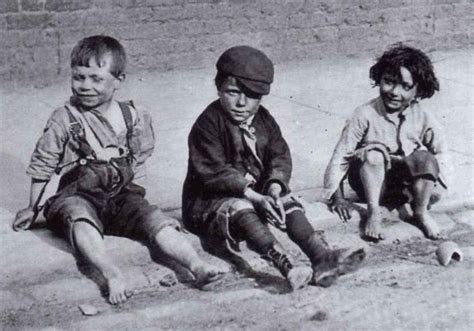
[323,43,450,241]
[13,35,224,305]
[182,45,365,291]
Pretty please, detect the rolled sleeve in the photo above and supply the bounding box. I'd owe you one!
[422,113,451,188]
[323,107,368,200]
[133,106,155,170]
[26,114,68,181]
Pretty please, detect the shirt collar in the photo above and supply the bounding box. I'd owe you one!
[243,115,256,126]
[376,96,415,124]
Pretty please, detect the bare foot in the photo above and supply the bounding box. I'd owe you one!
[107,275,132,305]
[192,263,228,288]
[415,212,445,240]
[364,208,385,241]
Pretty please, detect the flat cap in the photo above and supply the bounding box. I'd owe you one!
[216,45,274,95]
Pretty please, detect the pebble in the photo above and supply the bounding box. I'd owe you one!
[310,310,328,321]
[78,304,99,316]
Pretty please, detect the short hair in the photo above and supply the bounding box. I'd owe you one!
[369,43,439,99]
[70,35,126,78]
[214,71,228,91]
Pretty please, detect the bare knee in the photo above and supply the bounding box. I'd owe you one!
[72,219,96,236]
[228,199,255,216]
[430,184,444,205]
[70,219,102,245]
[363,151,386,167]
[152,225,182,247]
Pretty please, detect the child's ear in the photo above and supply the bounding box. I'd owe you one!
[116,73,126,82]
[113,73,126,89]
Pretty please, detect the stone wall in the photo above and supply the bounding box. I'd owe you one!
[1,0,472,86]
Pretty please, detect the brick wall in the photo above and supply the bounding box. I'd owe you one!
[1,0,472,87]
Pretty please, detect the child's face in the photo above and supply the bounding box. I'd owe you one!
[379,66,417,112]
[218,76,262,123]
[71,54,123,111]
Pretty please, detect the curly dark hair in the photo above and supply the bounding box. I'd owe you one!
[369,43,439,99]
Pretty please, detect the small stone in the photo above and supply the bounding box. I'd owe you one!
[78,304,99,316]
[159,273,177,287]
[310,310,328,321]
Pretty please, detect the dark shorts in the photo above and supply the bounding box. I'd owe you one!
[45,186,180,245]
[186,195,304,252]
[348,150,442,207]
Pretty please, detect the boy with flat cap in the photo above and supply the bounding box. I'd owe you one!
[182,45,366,290]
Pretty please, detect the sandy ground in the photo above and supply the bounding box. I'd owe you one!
[0,49,473,330]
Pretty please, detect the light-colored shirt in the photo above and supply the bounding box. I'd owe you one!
[322,97,450,200]
[27,99,155,181]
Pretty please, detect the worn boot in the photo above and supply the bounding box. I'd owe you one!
[311,247,367,287]
[301,232,366,287]
[266,243,313,291]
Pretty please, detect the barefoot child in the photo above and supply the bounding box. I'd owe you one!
[13,35,224,304]
[323,44,450,241]
[182,46,366,290]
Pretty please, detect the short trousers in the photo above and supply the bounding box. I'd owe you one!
[348,149,443,207]
[192,194,304,252]
[45,188,180,245]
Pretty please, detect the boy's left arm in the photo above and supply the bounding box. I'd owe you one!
[262,119,292,196]
[133,107,155,180]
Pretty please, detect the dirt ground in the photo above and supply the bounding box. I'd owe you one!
[1,49,473,330]
[1,202,473,330]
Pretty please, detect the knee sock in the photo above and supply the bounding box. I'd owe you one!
[230,209,276,255]
[230,210,299,277]
[286,211,329,264]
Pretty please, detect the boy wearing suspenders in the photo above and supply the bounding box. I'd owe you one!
[13,36,225,305]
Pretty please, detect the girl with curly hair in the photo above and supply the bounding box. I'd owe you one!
[323,43,450,241]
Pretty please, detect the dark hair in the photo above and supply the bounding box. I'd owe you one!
[71,35,126,78]
[370,43,439,99]
[214,71,228,90]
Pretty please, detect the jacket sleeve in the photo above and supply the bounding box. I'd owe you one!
[26,109,69,181]
[261,117,292,194]
[188,119,251,195]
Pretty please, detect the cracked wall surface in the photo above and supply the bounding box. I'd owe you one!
[1,0,473,87]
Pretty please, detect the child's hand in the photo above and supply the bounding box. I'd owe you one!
[331,197,353,222]
[267,183,283,209]
[12,207,36,231]
[257,195,283,225]
[244,187,284,227]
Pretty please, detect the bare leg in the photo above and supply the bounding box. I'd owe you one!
[72,221,130,305]
[412,178,444,240]
[360,151,386,240]
[152,226,227,287]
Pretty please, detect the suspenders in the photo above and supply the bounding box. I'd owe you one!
[117,101,135,161]
[62,101,135,168]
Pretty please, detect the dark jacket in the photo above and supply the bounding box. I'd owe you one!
[182,100,292,231]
